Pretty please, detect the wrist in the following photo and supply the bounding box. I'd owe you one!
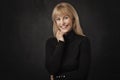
[58,38,64,42]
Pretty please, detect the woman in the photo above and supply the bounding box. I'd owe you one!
[45,2,91,80]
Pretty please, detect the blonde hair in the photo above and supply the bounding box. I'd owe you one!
[52,2,85,36]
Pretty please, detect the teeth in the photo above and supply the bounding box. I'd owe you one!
[61,25,67,29]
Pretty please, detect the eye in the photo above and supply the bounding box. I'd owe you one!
[55,18,60,21]
[64,16,69,19]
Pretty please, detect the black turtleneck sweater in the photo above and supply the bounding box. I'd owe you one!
[45,30,91,80]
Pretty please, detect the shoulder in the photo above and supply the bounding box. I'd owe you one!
[75,34,90,44]
[75,34,89,40]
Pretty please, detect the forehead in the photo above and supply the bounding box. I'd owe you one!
[55,14,69,18]
[54,11,68,18]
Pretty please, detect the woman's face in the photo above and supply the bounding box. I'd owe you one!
[55,14,73,33]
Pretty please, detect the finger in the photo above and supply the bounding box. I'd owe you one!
[60,30,65,35]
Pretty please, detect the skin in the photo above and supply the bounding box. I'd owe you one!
[55,14,73,42]
[50,75,54,80]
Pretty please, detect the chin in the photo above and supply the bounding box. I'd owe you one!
[61,29,69,33]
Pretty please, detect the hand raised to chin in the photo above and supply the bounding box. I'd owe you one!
[55,29,65,42]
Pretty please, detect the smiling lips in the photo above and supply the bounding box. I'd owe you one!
[60,25,68,29]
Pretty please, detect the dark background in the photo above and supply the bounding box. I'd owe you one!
[1,0,120,80]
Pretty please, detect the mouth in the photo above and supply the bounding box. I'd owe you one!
[60,25,68,29]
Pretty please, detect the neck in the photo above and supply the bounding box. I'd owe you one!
[64,29,73,36]
[63,29,75,40]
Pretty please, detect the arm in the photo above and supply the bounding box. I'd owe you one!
[69,37,91,80]
[45,38,65,75]
[78,37,91,80]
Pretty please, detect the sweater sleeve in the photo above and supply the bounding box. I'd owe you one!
[78,37,91,80]
[66,37,91,80]
[45,37,65,75]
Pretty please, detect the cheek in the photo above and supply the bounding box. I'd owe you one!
[67,20,72,26]
[55,21,60,26]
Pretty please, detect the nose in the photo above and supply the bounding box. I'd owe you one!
[60,19,65,26]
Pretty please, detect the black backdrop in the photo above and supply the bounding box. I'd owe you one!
[1,0,120,80]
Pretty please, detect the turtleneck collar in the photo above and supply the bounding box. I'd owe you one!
[63,29,76,42]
